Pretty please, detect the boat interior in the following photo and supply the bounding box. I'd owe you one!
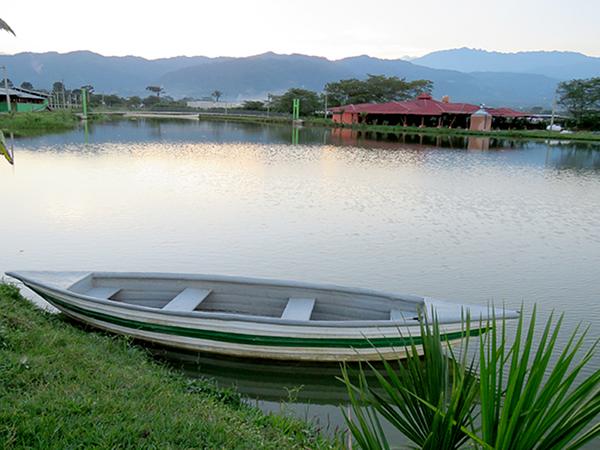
[67,273,422,322]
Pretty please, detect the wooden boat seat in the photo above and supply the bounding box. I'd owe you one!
[86,287,121,299]
[163,288,212,312]
[281,297,315,321]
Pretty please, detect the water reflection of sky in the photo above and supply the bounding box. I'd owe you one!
[14,119,600,171]
[2,119,600,445]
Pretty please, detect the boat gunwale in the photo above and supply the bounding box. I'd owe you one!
[7,271,428,328]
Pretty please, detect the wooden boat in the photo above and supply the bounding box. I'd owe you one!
[6,271,517,361]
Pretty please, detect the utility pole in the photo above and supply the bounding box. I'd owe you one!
[550,95,557,130]
[1,66,11,112]
[61,79,66,110]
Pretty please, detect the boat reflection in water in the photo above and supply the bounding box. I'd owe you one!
[150,346,405,441]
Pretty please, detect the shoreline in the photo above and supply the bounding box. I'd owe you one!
[2,110,599,144]
[197,112,600,143]
[0,283,336,449]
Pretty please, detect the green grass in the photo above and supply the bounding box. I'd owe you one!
[322,121,600,143]
[197,113,292,125]
[0,111,79,136]
[0,283,336,449]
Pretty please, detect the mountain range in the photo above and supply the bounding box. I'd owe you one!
[1,48,598,107]
[412,48,600,80]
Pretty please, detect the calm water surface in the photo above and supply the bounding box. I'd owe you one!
[1,119,600,441]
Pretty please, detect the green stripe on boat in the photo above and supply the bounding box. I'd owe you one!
[34,289,481,349]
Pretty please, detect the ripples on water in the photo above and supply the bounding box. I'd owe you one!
[1,119,599,440]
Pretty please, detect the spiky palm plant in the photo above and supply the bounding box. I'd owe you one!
[342,307,600,449]
[341,312,479,449]
[0,18,15,35]
[477,306,600,449]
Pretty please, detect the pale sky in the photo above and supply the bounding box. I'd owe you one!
[1,0,599,59]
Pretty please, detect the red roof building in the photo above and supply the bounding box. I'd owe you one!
[329,94,527,130]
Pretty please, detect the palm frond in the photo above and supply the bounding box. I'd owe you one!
[0,18,15,36]
[341,306,600,449]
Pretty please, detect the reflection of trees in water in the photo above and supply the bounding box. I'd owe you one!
[546,147,600,170]
[145,119,163,138]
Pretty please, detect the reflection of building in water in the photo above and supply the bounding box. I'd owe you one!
[330,93,528,130]
[467,136,490,151]
[328,127,531,153]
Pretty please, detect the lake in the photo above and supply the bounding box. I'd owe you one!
[1,118,600,441]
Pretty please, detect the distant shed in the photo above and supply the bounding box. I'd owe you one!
[0,87,49,112]
[329,93,527,130]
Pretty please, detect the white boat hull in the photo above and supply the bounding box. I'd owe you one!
[6,271,512,362]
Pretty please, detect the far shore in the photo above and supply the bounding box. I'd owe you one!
[195,112,600,143]
[2,110,600,143]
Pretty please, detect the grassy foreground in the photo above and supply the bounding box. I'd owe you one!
[0,283,335,449]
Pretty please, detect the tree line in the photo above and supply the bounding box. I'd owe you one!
[557,77,600,129]
[242,75,433,115]
[4,71,599,130]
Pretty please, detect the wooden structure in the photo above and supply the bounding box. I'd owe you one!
[0,87,48,112]
[7,270,517,362]
[329,93,527,130]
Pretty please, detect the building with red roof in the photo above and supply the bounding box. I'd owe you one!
[329,93,527,131]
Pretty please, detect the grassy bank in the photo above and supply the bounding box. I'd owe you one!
[198,112,291,125]
[0,283,335,449]
[0,111,79,136]
[0,111,117,137]
[328,121,600,143]
[197,113,600,143]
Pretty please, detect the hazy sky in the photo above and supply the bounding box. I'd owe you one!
[1,0,598,59]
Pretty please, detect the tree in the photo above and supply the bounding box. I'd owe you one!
[557,77,600,129]
[242,100,265,111]
[20,81,34,90]
[146,85,164,98]
[142,95,160,107]
[103,94,126,107]
[0,18,15,35]
[271,88,321,116]
[325,74,433,106]
[1,78,13,88]
[211,90,223,102]
[126,96,142,108]
[52,81,65,93]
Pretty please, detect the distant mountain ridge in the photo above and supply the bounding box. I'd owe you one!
[1,48,593,106]
[412,48,600,80]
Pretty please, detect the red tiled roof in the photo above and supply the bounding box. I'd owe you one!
[329,95,525,118]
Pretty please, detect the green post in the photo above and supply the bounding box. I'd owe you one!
[81,88,88,120]
[292,98,300,121]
